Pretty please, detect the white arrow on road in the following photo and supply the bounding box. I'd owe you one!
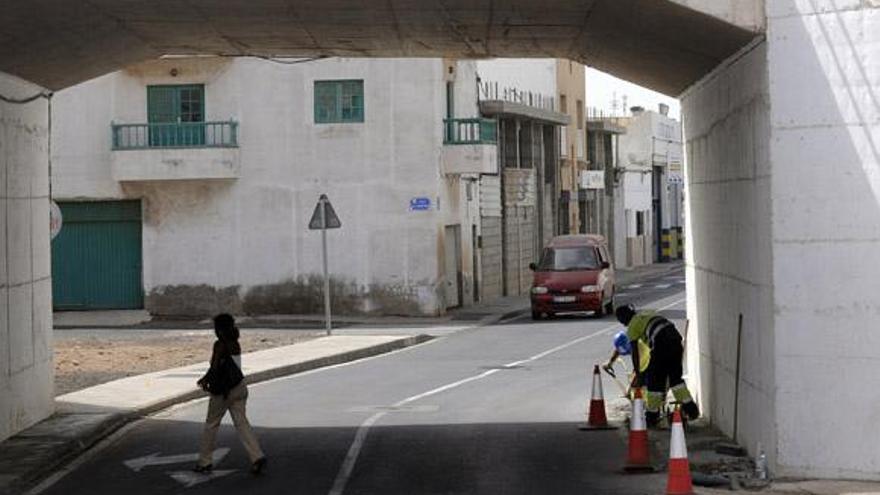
[123,448,230,472]
[168,469,236,488]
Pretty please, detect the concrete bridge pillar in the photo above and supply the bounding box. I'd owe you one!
[684,0,880,480]
[0,71,53,442]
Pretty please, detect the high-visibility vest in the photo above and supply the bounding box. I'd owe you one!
[626,311,657,343]
[636,339,651,373]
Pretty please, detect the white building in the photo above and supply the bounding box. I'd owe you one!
[616,105,684,266]
[50,57,502,316]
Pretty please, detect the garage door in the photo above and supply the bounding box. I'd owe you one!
[52,201,143,310]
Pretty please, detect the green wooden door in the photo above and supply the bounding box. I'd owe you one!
[147,85,205,146]
[52,201,144,310]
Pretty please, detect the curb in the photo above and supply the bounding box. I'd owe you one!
[1,334,433,495]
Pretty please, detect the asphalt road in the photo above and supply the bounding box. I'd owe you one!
[37,269,686,495]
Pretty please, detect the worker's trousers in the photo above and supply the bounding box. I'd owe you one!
[643,327,694,415]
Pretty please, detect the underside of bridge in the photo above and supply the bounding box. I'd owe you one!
[3,0,880,482]
[1,0,756,94]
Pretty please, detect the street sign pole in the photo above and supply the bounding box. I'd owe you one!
[309,194,340,335]
[320,197,332,335]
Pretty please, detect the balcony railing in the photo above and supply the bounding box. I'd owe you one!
[112,121,239,150]
[444,118,498,145]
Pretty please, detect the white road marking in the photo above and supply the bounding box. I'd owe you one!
[625,284,643,289]
[168,469,236,488]
[655,284,672,289]
[328,296,686,495]
[123,448,229,472]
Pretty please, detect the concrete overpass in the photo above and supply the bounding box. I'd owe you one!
[2,0,879,481]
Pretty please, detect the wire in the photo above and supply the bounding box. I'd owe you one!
[244,55,330,65]
[0,91,52,104]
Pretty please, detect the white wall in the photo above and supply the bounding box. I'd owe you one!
[682,38,775,472]
[0,72,54,442]
[766,0,880,479]
[52,57,480,315]
[475,59,557,98]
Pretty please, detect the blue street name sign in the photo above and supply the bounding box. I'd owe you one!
[409,197,432,211]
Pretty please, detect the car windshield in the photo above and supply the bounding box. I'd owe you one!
[537,247,600,271]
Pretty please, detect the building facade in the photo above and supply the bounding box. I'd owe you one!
[476,59,586,237]
[51,57,510,316]
[616,105,684,267]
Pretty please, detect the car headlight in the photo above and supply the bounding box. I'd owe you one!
[531,286,549,295]
[580,285,601,293]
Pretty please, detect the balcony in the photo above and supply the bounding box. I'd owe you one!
[441,118,498,175]
[110,121,241,182]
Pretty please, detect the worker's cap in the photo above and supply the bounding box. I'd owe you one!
[614,304,636,324]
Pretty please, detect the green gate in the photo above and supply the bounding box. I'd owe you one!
[52,201,144,310]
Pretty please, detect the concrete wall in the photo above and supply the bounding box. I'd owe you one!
[766,0,880,479]
[0,72,54,442]
[52,57,483,316]
[670,0,766,32]
[681,38,775,471]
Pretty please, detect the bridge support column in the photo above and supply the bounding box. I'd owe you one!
[685,1,880,480]
[0,71,53,442]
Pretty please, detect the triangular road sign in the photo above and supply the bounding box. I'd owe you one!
[309,194,342,230]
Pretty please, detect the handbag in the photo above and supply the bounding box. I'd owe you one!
[201,352,244,397]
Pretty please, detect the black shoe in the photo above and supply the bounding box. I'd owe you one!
[682,401,700,420]
[251,457,267,475]
[192,463,213,474]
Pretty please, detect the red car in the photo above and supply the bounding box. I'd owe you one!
[529,235,616,319]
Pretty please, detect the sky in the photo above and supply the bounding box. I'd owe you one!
[584,67,681,121]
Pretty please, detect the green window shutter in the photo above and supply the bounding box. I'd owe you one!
[147,86,176,123]
[315,80,364,123]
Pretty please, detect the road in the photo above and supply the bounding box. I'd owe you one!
[36,268,686,495]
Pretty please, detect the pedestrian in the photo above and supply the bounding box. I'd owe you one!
[613,304,699,426]
[194,313,267,475]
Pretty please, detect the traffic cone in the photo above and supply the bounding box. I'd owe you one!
[666,408,693,494]
[579,365,616,430]
[623,387,654,473]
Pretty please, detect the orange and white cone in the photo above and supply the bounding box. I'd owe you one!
[623,387,654,473]
[579,365,616,430]
[666,408,693,494]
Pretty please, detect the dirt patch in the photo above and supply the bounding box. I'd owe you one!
[54,332,320,396]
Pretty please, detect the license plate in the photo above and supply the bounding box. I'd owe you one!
[553,296,576,303]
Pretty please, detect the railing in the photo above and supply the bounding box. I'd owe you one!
[444,118,498,145]
[478,80,556,112]
[111,121,238,150]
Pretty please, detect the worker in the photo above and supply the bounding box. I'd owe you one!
[613,304,699,426]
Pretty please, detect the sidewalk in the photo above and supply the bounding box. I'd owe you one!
[0,334,431,495]
[616,259,684,287]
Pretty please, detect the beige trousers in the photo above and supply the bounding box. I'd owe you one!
[198,382,264,465]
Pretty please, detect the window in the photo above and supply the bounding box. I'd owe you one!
[560,128,568,157]
[576,100,583,129]
[559,94,567,114]
[537,247,600,271]
[314,80,364,123]
[147,85,205,146]
[636,211,646,236]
